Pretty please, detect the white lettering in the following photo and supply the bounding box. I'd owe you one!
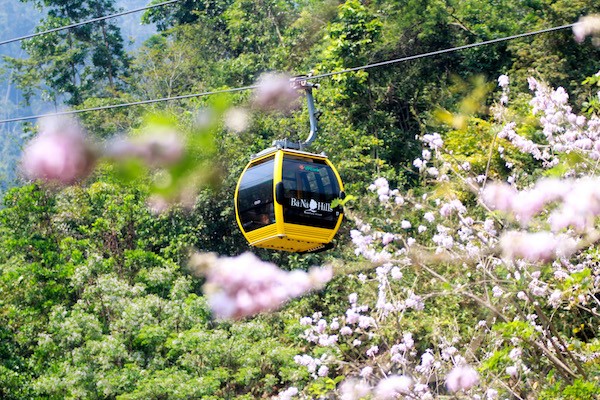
[289,197,333,213]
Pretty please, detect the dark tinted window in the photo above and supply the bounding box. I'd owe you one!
[237,157,275,232]
[281,155,341,229]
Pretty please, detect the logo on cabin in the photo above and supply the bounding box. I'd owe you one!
[299,164,320,173]
[290,197,332,216]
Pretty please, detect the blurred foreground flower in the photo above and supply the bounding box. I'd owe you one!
[445,365,479,393]
[573,15,600,46]
[223,107,250,133]
[482,179,600,231]
[189,252,333,319]
[339,378,371,400]
[374,375,413,399]
[499,231,578,262]
[252,72,301,112]
[105,129,184,168]
[21,116,96,185]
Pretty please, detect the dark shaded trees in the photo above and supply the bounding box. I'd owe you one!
[6,0,131,106]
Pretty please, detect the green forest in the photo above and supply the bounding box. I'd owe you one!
[1,0,600,398]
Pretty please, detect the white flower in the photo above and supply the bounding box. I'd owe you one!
[492,286,503,297]
[366,345,379,357]
[340,326,353,336]
[506,365,518,377]
[276,386,298,400]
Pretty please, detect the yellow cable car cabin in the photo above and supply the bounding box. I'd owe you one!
[234,148,344,253]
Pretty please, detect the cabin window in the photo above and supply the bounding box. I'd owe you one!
[281,155,340,229]
[237,157,275,232]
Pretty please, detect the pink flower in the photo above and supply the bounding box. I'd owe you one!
[318,365,329,377]
[527,77,538,91]
[506,365,518,377]
[21,116,96,185]
[500,231,578,262]
[252,72,300,112]
[423,212,435,223]
[340,326,353,336]
[573,15,600,43]
[276,387,298,400]
[340,379,371,400]
[481,182,517,212]
[348,293,358,304]
[374,375,413,399]
[382,233,395,245]
[366,345,379,357]
[107,130,184,168]
[191,252,332,319]
[446,365,479,393]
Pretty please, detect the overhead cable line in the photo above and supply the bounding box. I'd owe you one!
[0,85,259,124]
[0,22,578,125]
[0,0,181,47]
[307,23,576,80]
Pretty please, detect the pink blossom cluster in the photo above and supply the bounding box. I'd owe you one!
[293,353,331,378]
[391,333,416,364]
[358,179,494,258]
[445,365,480,393]
[496,121,545,161]
[21,116,97,185]
[493,77,600,170]
[482,178,600,232]
[422,132,444,150]
[337,375,414,400]
[535,79,598,159]
[298,294,378,353]
[350,223,394,264]
[368,177,405,205]
[573,15,600,45]
[293,266,490,398]
[190,252,332,319]
[273,386,299,400]
[337,361,480,399]
[287,77,600,399]
[252,72,301,112]
[105,128,185,168]
[21,115,189,189]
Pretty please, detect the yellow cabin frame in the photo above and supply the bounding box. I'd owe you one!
[234,148,344,253]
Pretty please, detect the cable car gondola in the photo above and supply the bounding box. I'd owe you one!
[234,79,345,253]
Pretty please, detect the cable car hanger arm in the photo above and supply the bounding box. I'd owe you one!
[272,77,320,151]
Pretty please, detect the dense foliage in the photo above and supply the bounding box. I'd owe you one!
[1,0,600,399]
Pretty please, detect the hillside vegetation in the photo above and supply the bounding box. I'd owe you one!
[1,1,600,399]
